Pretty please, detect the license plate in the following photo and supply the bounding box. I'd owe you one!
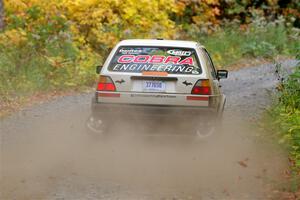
[143,80,165,92]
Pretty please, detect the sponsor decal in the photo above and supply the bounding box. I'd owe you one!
[119,49,143,54]
[167,49,192,56]
[113,55,197,74]
[130,94,176,98]
[112,63,195,73]
[182,80,193,86]
[115,79,125,84]
[117,55,194,65]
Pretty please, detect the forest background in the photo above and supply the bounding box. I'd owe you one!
[0,0,300,184]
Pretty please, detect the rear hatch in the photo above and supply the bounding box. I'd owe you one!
[97,46,210,107]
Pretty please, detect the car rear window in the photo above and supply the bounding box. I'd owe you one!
[108,46,202,75]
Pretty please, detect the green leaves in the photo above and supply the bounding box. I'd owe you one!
[268,61,300,171]
[26,6,41,20]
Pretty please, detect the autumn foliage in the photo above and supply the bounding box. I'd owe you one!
[0,0,299,100]
[4,0,178,49]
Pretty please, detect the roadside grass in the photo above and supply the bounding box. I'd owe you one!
[0,27,100,116]
[263,58,300,194]
[192,19,300,68]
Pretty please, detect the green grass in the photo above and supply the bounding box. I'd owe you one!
[263,59,300,193]
[187,20,300,67]
[0,33,99,104]
[265,59,300,167]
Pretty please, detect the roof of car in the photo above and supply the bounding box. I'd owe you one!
[117,39,203,48]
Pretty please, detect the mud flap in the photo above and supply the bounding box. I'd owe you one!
[217,94,226,118]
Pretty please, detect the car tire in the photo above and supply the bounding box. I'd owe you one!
[194,116,223,141]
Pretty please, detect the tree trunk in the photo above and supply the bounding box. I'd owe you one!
[0,0,4,31]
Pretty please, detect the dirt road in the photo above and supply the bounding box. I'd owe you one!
[0,60,297,200]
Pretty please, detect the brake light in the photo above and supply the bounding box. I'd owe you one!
[191,79,211,95]
[97,76,116,91]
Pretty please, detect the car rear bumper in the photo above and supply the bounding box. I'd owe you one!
[95,91,215,107]
[91,97,219,120]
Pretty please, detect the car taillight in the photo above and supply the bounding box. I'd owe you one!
[191,79,211,95]
[97,76,116,91]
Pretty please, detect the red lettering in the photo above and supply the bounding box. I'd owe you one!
[118,55,134,63]
[133,55,150,63]
[179,57,194,65]
[165,56,181,64]
[149,55,165,63]
[118,55,194,65]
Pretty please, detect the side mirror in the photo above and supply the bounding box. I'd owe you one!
[96,65,102,74]
[217,70,228,80]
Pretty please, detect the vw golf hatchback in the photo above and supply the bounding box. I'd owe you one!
[87,39,228,137]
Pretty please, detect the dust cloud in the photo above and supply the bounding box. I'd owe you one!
[1,109,286,199]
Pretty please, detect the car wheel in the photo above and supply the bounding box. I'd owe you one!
[195,118,223,140]
[195,125,216,139]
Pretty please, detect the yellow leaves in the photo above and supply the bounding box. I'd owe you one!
[203,0,220,5]
[173,1,186,16]
[192,16,202,25]
[213,53,222,67]
[45,56,69,68]
[0,29,27,46]
[5,0,177,45]
[77,36,86,44]
[4,0,28,12]
[3,0,221,51]
[122,7,136,20]
[174,0,221,27]
[115,0,176,39]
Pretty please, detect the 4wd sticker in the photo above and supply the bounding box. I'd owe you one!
[167,49,192,56]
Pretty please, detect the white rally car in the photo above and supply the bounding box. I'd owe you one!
[87,39,228,137]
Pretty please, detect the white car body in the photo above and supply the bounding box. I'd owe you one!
[89,39,228,135]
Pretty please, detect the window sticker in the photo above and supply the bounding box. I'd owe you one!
[167,49,192,56]
[117,55,194,65]
[108,46,201,75]
[119,48,143,54]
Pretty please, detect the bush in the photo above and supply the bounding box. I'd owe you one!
[0,20,99,102]
[1,0,178,103]
[267,58,300,168]
[183,18,300,67]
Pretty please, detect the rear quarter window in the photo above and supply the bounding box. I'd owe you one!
[107,46,202,75]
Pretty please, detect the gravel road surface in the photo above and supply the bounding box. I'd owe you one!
[0,60,298,200]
